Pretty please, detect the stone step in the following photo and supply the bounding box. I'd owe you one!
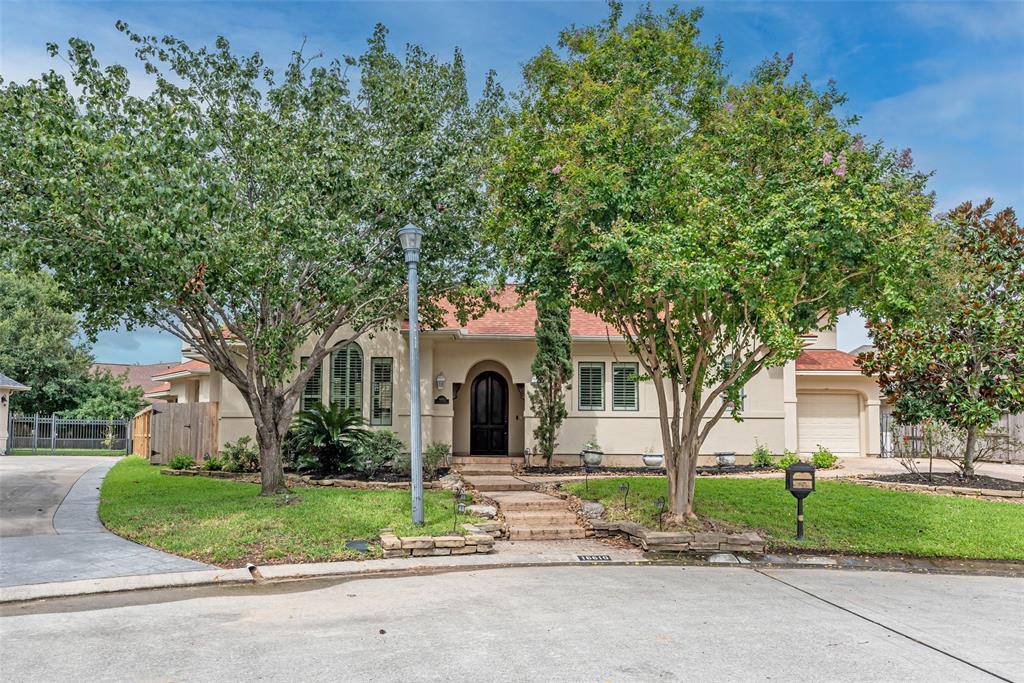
[503,510,579,525]
[452,456,525,465]
[463,476,533,492]
[508,525,588,541]
[485,491,569,511]
[457,463,515,476]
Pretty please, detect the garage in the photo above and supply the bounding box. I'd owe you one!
[797,393,861,456]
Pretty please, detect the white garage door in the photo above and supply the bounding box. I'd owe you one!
[798,393,860,456]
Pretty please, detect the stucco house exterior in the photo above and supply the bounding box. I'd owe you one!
[149,288,881,465]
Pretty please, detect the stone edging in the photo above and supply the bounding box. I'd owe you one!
[379,527,495,558]
[856,477,1024,500]
[160,468,441,490]
[590,520,766,553]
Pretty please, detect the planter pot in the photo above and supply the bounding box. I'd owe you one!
[716,452,737,467]
[642,453,664,468]
[581,449,604,467]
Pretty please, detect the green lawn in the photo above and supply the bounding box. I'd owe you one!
[11,448,124,456]
[568,476,1024,561]
[100,456,479,566]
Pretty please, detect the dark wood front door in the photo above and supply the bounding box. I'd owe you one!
[470,371,508,455]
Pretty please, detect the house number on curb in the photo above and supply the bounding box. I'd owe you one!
[577,555,612,562]
[785,461,816,540]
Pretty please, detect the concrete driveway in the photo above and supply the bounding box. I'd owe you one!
[0,456,210,587]
[1,565,1020,681]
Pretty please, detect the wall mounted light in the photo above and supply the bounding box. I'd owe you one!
[530,375,539,388]
[435,372,446,391]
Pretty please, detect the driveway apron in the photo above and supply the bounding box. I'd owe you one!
[0,457,210,587]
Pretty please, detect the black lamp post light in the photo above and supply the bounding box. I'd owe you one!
[654,496,666,531]
[452,488,468,533]
[618,481,630,511]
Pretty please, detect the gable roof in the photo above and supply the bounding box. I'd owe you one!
[0,373,29,391]
[406,286,618,339]
[796,349,861,372]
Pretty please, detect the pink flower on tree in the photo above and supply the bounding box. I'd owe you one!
[550,163,562,175]
[822,151,833,165]
[834,163,847,177]
[851,138,865,153]
[897,148,913,169]
[724,102,736,113]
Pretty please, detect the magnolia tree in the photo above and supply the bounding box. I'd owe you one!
[0,24,501,494]
[861,201,1024,476]
[490,5,934,518]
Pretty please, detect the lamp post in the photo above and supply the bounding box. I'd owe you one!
[398,223,425,526]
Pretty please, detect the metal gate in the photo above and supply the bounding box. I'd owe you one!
[5,414,130,455]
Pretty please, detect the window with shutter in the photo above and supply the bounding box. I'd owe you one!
[612,362,638,411]
[370,357,393,426]
[300,356,322,412]
[330,343,363,414]
[578,362,605,411]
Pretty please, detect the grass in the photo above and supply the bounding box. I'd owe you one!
[568,476,1024,561]
[11,448,125,456]
[99,456,480,566]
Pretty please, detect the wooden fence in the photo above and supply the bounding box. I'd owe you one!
[133,403,219,464]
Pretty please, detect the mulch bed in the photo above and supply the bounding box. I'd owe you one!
[523,464,776,477]
[868,472,1023,492]
[304,468,451,483]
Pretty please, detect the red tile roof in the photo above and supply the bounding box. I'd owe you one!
[796,350,861,372]
[406,286,617,338]
[151,360,210,380]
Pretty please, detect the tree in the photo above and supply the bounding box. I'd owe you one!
[0,268,93,415]
[1,24,501,494]
[529,282,572,465]
[860,201,1024,476]
[63,369,145,420]
[489,4,934,518]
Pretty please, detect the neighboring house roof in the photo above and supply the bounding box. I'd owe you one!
[404,286,618,339]
[92,362,178,395]
[796,349,861,372]
[151,360,210,382]
[0,373,30,391]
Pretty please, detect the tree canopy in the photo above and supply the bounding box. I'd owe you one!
[1,23,502,493]
[489,4,935,516]
[860,200,1024,474]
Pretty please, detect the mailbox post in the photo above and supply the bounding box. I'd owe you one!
[785,461,816,540]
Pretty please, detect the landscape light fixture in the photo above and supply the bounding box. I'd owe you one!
[398,223,425,526]
[654,496,666,531]
[619,481,630,510]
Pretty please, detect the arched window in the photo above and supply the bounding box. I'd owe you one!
[330,343,363,414]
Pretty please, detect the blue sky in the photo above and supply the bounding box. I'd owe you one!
[2,0,1021,362]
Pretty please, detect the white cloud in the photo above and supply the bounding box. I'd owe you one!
[897,1,1024,42]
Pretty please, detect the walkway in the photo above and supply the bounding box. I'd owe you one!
[0,457,210,587]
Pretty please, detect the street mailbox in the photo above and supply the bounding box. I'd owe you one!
[785,461,816,540]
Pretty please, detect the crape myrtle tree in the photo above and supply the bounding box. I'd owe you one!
[489,4,934,518]
[0,23,502,494]
[860,201,1024,476]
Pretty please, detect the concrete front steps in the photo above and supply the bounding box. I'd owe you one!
[483,491,587,541]
[451,456,523,477]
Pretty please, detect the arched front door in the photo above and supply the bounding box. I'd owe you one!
[470,371,508,455]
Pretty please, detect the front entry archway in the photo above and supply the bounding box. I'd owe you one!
[470,371,508,455]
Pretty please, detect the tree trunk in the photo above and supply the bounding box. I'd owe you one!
[250,395,289,496]
[963,424,977,478]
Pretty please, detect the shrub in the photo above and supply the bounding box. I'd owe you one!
[354,430,404,479]
[288,403,368,475]
[201,456,224,471]
[168,452,195,470]
[777,450,801,470]
[750,443,773,468]
[394,441,451,480]
[811,445,838,469]
[221,436,260,473]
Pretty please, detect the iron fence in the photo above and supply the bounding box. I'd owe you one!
[4,414,131,455]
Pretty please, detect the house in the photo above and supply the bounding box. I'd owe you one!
[152,288,882,464]
[92,362,180,404]
[0,373,30,455]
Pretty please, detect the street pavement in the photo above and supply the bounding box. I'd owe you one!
[0,456,210,587]
[1,564,1020,682]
